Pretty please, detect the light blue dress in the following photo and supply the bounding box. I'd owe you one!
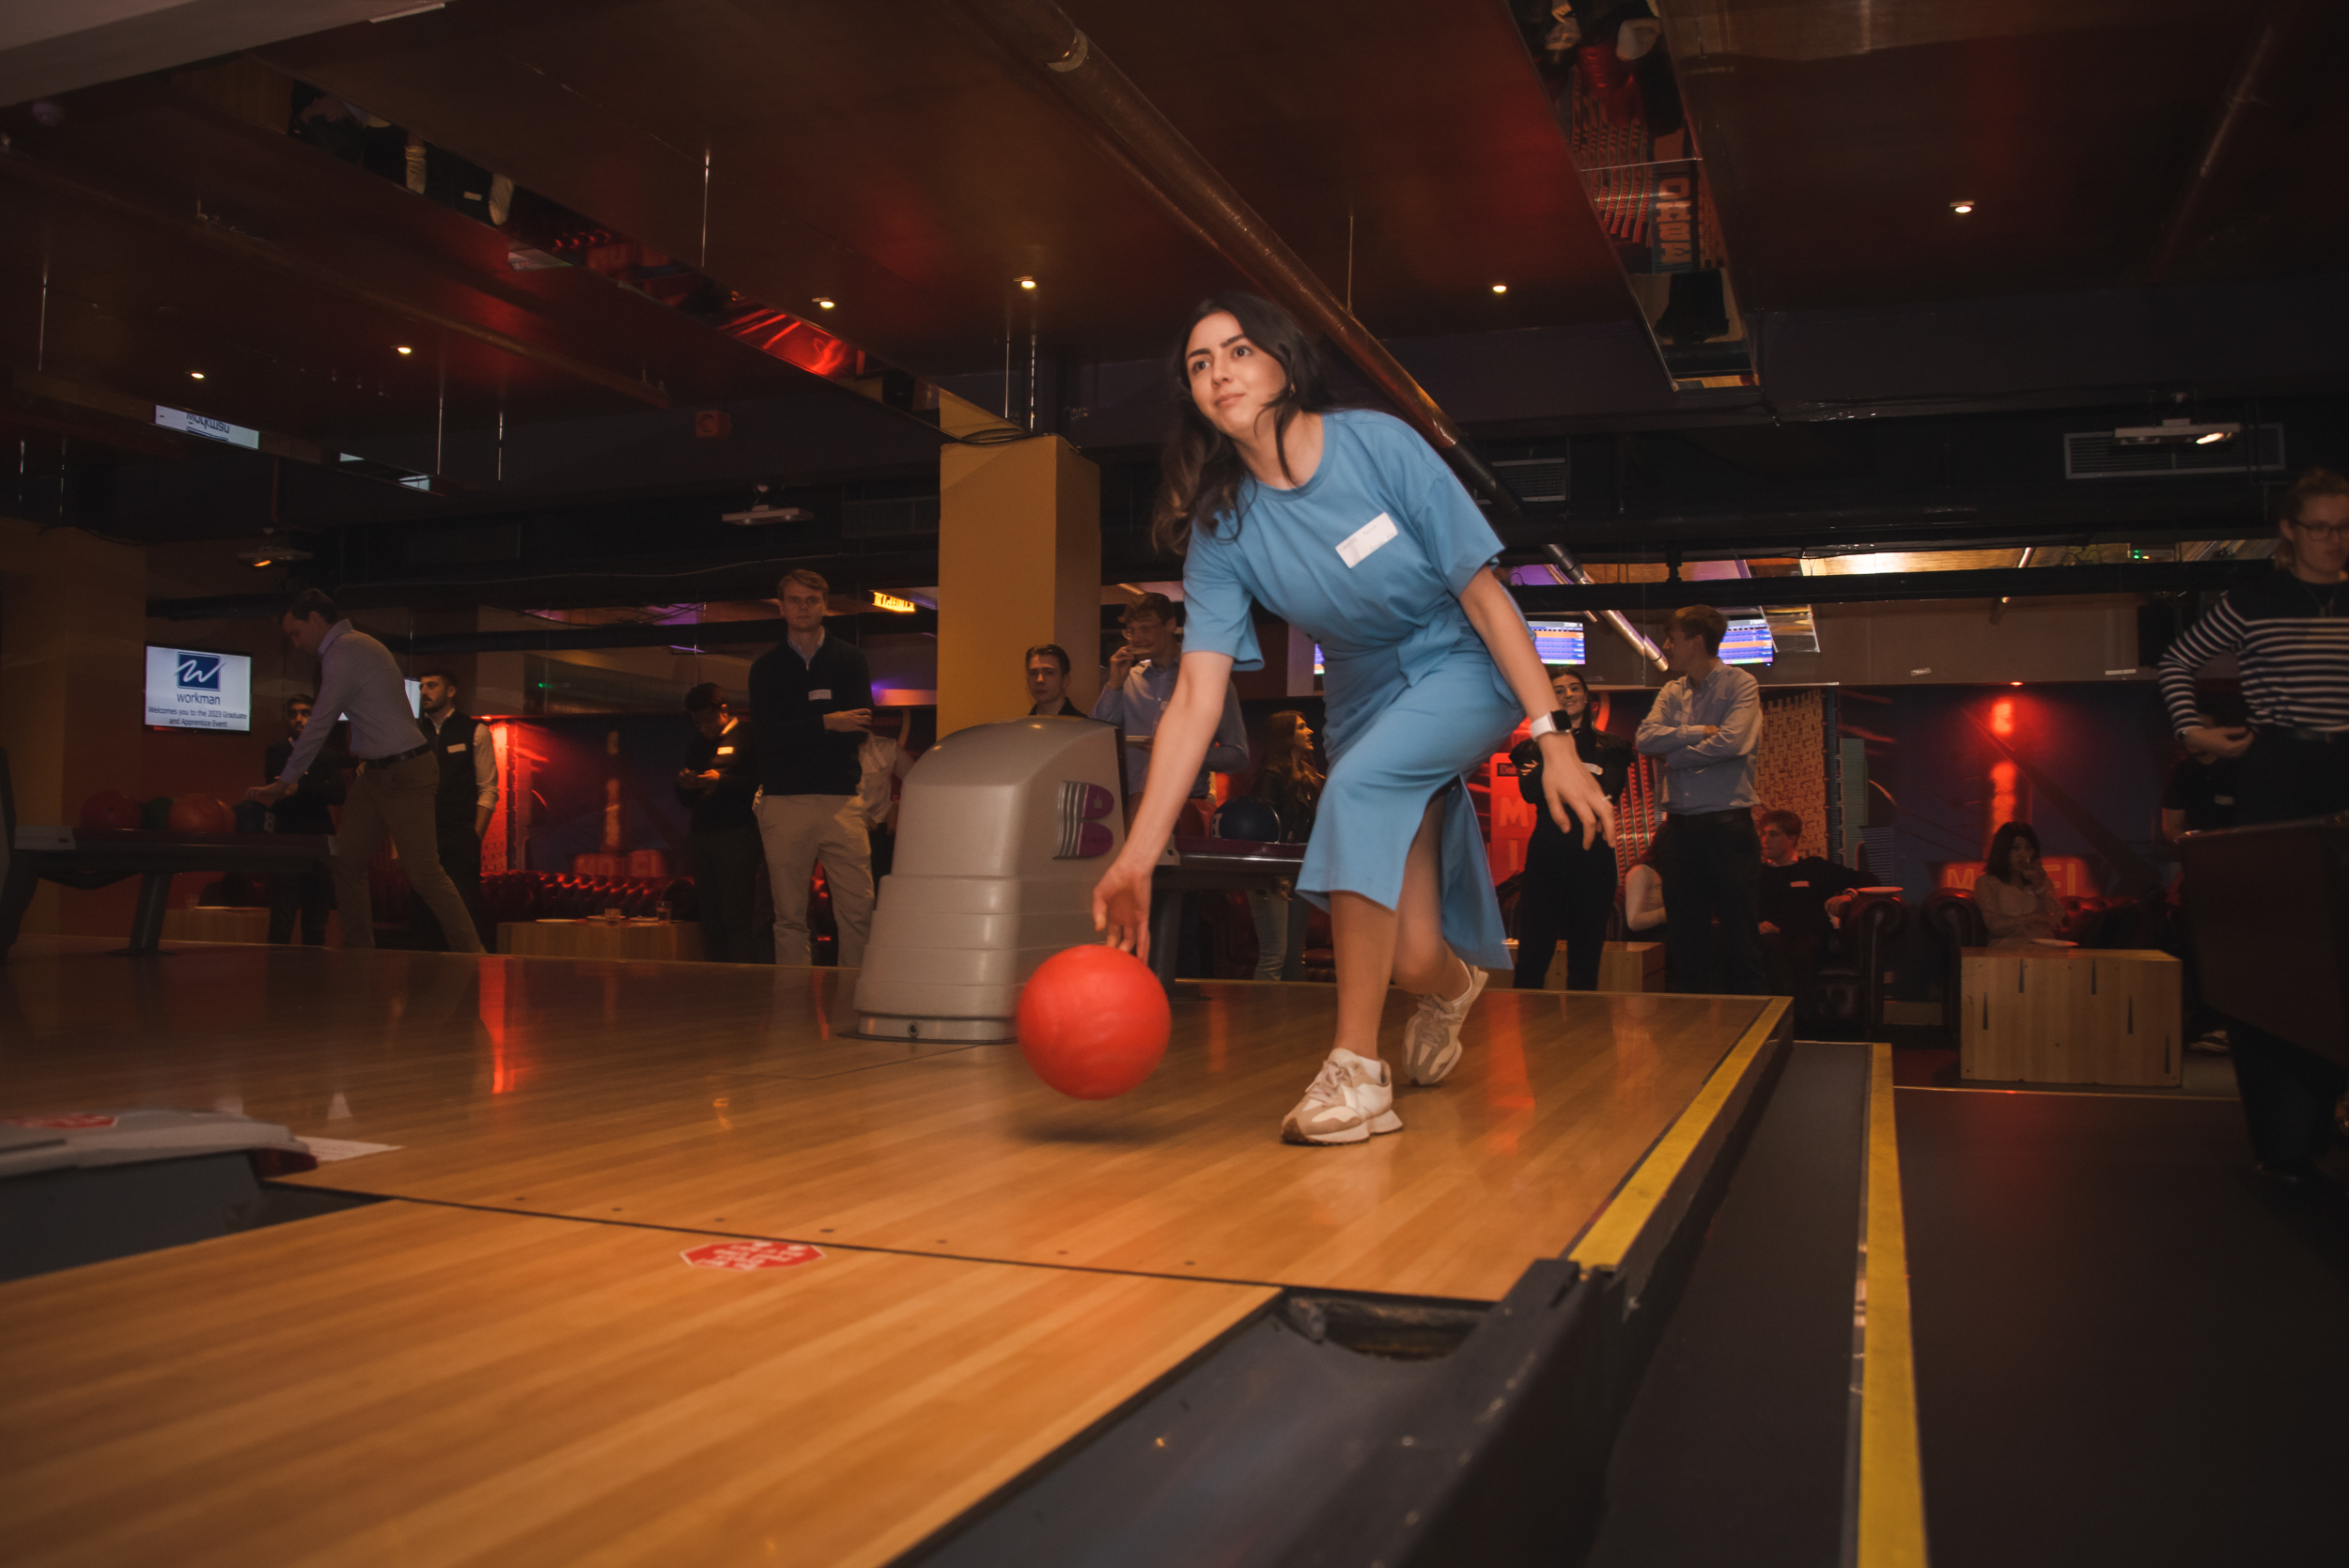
[1180,409,1522,970]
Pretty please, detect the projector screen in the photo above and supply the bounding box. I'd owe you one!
[145,646,253,732]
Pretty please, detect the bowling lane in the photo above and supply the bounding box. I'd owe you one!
[3,938,1775,1300]
[0,1198,1273,1568]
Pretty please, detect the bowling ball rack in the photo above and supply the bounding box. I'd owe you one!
[3,826,334,958]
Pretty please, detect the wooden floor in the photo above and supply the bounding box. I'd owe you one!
[0,936,1781,1567]
[0,1201,1268,1568]
[4,936,1768,1300]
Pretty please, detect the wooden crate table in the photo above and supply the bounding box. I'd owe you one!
[1959,946,2182,1086]
[500,919,705,962]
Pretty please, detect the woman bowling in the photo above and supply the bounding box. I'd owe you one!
[1092,293,1613,1145]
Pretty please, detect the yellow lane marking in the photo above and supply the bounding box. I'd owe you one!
[1567,998,1788,1274]
[1859,1044,1930,1567]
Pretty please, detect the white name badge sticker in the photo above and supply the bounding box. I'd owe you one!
[715,746,735,756]
[446,743,467,753]
[1335,512,1399,568]
[810,689,832,701]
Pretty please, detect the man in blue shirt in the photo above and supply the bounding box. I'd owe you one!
[1636,604,1766,994]
[1090,593,1250,818]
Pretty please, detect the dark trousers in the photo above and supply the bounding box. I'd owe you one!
[2223,733,2349,1163]
[691,825,764,964]
[1514,842,1617,991]
[267,862,334,946]
[1655,810,1766,995]
[1761,925,1828,1019]
[411,828,484,952]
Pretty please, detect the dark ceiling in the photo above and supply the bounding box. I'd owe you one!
[1672,0,2349,311]
[3,0,2346,580]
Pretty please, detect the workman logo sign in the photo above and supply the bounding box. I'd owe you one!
[145,645,252,733]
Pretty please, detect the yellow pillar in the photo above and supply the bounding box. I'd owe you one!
[0,515,148,935]
[936,432,1101,738]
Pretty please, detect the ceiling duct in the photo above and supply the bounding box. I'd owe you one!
[2066,424,2283,480]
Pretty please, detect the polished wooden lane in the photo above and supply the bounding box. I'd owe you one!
[0,1200,1273,1568]
[4,938,1771,1301]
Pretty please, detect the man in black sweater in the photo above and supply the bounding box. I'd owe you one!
[677,682,764,963]
[1756,810,1866,1018]
[262,692,347,945]
[749,569,876,967]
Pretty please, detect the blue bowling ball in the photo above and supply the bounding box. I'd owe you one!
[1211,797,1283,844]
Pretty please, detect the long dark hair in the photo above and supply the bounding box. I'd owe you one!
[1150,293,1339,558]
[1983,821,2043,886]
[1258,710,1325,797]
[1553,668,1597,737]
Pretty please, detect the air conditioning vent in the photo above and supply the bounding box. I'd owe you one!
[1493,456,1569,505]
[841,495,941,538]
[2064,427,2283,480]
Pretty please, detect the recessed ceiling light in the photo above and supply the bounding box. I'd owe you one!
[396,345,413,355]
[189,370,206,380]
[1949,200,1975,215]
[1017,276,1037,290]
[813,297,835,310]
[1490,283,1508,295]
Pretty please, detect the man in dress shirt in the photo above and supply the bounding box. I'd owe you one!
[1636,605,1765,994]
[748,568,876,967]
[1089,593,1249,819]
[244,590,483,954]
[412,669,498,951]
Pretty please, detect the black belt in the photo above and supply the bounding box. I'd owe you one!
[1666,807,1751,822]
[362,742,432,769]
[2262,725,2349,745]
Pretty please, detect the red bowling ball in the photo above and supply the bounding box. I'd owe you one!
[1016,944,1172,1100]
[79,790,140,831]
[166,795,231,834]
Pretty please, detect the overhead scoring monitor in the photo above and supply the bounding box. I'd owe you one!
[1719,614,1777,666]
[1526,620,1587,665]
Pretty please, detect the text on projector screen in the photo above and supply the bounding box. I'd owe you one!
[145,646,253,732]
[1315,623,1587,675]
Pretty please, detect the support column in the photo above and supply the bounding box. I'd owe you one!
[936,432,1100,738]
[0,516,147,936]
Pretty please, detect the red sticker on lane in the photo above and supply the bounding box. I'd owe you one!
[680,1240,825,1272]
[5,1113,120,1129]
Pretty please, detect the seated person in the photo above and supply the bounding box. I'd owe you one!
[1976,821,2063,947]
[1756,809,1866,1009]
[1625,844,1667,935]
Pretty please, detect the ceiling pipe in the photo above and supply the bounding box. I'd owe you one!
[1543,546,1667,669]
[1517,557,2263,613]
[2147,0,2305,284]
[945,0,1658,668]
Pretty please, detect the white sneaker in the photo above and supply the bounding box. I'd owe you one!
[1281,1049,1403,1145]
[1401,964,1487,1086]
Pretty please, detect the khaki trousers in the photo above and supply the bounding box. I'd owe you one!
[329,750,485,954]
[754,792,873,968]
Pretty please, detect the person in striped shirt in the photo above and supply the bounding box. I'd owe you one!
[2156,467,2349,1188]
